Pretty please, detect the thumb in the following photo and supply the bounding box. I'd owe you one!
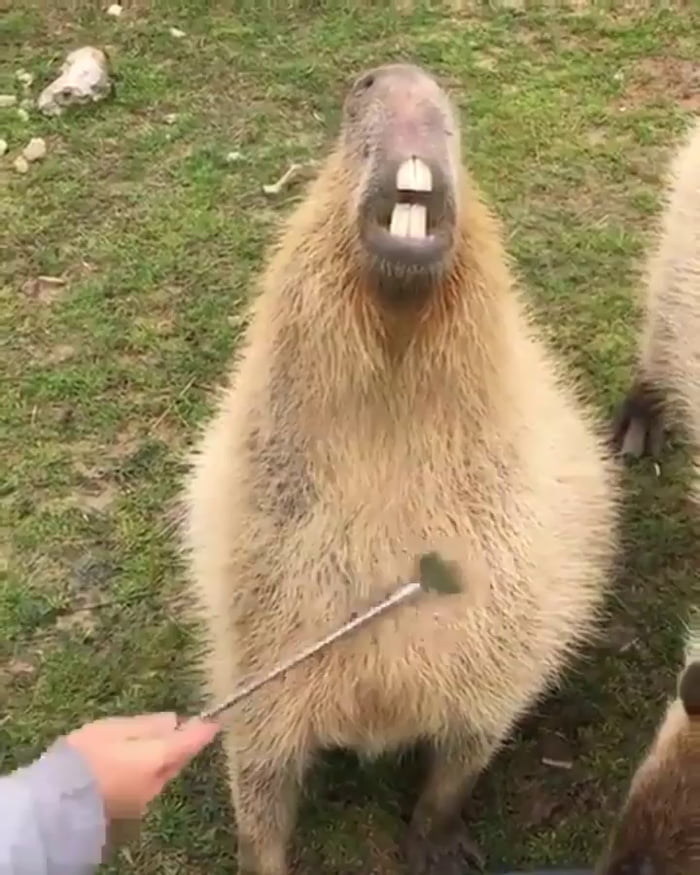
[147,718,220,787]
[120,720,219,796]
[160,718,220,770]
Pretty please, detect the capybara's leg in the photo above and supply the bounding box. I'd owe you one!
[403,732,496,875]
[612,375,666,460]
[225,730,307,875]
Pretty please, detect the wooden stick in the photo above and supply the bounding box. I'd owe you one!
[198,551,463,721]
[199,581,422,721]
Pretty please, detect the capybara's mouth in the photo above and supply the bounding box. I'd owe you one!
[360,156,455,271]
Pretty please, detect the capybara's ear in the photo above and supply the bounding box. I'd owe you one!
[679,660,700,717]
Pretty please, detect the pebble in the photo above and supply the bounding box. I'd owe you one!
[0,94,18,108]
[13,155,29,174]
[164,112,178,125]
[22,137,47,163]
[0,138,7,157]
[16,70,34,88]
[169,26,186,38]
[107,3,123,15]
[37,46,111,117]
[226,150,243,163]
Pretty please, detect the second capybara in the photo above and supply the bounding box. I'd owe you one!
[614,118,700,471]
[596,624,700,875]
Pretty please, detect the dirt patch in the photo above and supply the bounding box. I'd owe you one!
[618,57,700,111]
[1,657,36,681]
[21,275,68,305]
[43,343,78,365]
[355,819,403,875]
[514,775,566,829]
[72,481,118,514]
[54,605,98,639]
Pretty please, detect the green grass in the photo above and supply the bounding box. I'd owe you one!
[2,2,699,872]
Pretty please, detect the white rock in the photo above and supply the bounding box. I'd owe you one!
[14,155,29,174]
[164,112,178,125]
[16,70,34,88]
[0,139,7,157]
[37,46,111,117]
[226,150,243,163]
[107,3,122,16]
[0,94,18,108]
[22,137,47,163]
[169,26,186,38]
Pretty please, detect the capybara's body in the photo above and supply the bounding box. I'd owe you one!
[596,629,700,875]
[182,64,620,875]
[614,118,700,466]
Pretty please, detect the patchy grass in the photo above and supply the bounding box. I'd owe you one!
[2,2,699,873]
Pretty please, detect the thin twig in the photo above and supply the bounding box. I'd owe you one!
[199,581,423,721]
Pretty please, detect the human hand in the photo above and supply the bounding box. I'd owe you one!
[65,712,220,820]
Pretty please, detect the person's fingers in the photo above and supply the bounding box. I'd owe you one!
[125,719,219,777]
[164,718,220,766]
[91,712,179,740]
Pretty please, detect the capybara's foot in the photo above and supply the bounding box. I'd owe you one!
[611,378,666,460]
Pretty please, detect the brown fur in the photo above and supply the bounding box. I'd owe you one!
[613,117,700,467]
[182,64,620,875]
[596,630,700,875]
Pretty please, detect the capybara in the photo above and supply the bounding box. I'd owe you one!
[182,63,620,875]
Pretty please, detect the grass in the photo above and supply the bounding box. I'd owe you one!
[2,2,699,872]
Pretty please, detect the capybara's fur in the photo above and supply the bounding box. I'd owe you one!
[596,627,700,875]
[182,63,620,875]
[613,118,700,467]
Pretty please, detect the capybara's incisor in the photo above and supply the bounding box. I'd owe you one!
[182,63,620,875]
[613,117,700,465]
[596,625,700,875]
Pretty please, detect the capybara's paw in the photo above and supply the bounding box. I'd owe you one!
[611,382,665,460]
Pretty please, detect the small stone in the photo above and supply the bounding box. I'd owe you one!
[0,138,7,157]
[22,137,46,163]
[106,3,123,15]
[37,46,111,117]
[164,112,178,125]
[16,70,34,89]
[226,150,243,163]
[16,70,34,88]
[169,26,186,38]
[13,155,29,174]
[0,94,17,108]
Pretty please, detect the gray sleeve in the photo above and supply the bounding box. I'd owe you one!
[0,739,106,875]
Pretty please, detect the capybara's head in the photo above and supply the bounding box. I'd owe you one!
[340,63,461,300]
[596,653,700,875]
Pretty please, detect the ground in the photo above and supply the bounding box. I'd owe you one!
[2,3,699,873]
